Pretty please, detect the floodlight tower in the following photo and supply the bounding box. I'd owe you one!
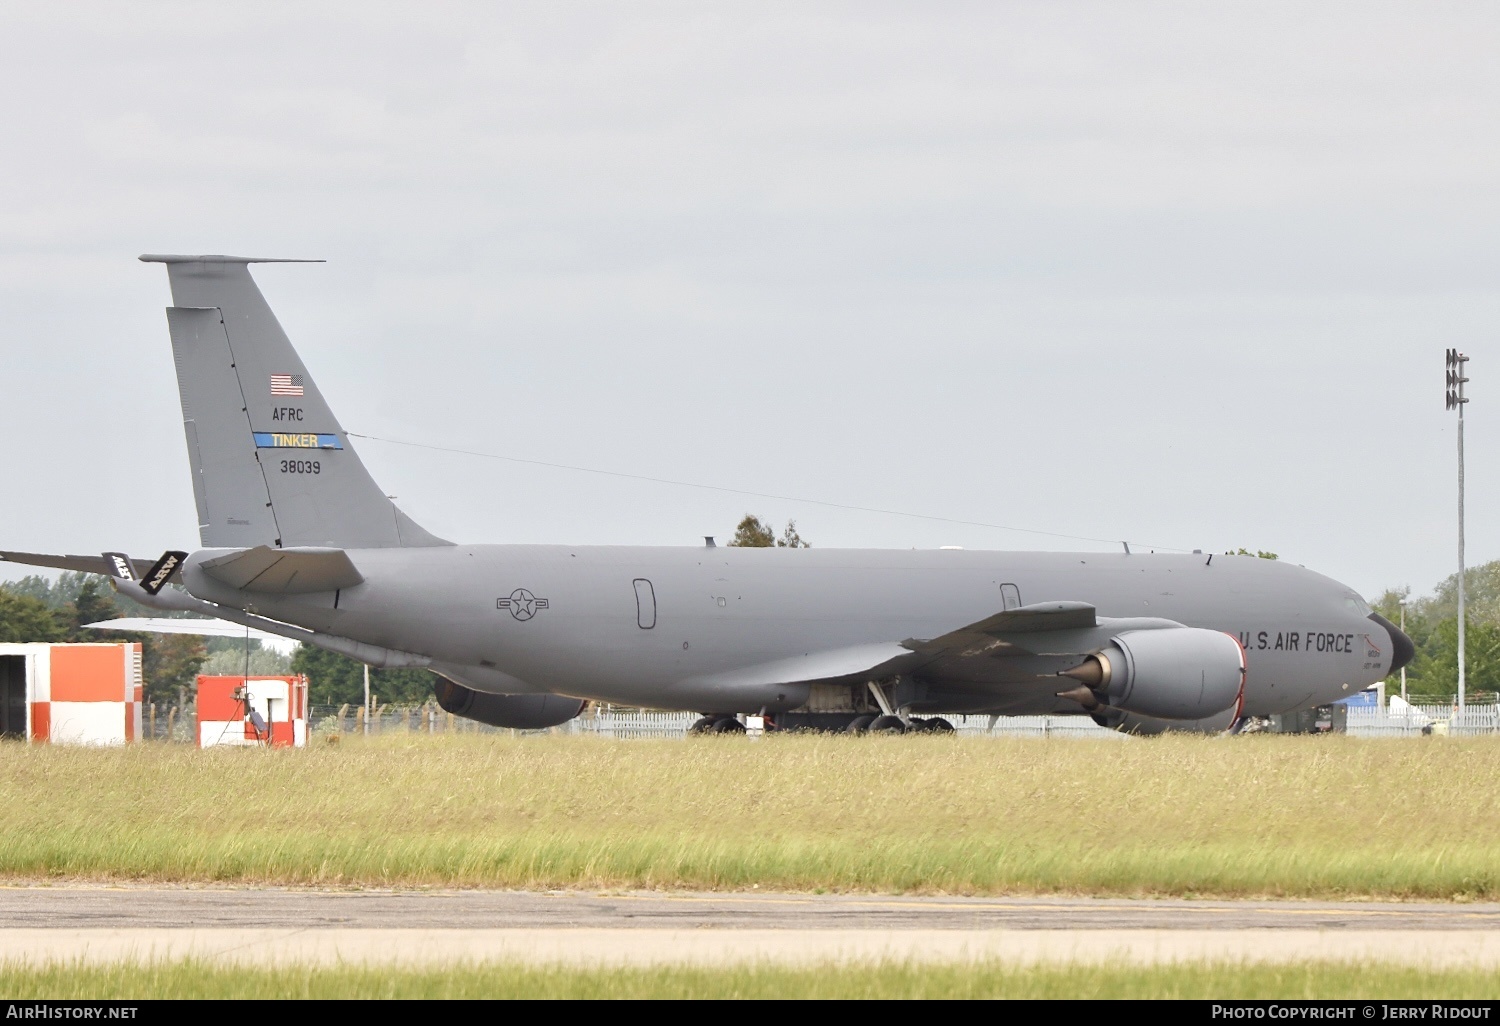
[1446,349,1470,720]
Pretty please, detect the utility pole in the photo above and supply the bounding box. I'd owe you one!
[1446,349,1470,722]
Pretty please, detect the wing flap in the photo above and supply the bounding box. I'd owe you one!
[903,600,1097,656]
[680,643,916,692]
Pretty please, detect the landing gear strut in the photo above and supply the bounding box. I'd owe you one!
[689,714,747,735]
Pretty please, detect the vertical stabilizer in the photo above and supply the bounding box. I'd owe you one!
[142,255,447,550]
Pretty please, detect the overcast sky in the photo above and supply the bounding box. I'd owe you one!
[1,2,1497,599]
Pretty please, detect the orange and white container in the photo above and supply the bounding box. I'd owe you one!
[0,642,143,745]
[196,675,309,748]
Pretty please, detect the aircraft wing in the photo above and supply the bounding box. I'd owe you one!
[197,545,364,593]
[678,601,1173,696]
[0,550,157,579]
[901,602,1186,687]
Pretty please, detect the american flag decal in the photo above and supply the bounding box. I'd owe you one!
[270,373,305,397]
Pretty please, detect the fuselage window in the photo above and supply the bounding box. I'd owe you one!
[633,578,657,629]
[1001,583,1022,610]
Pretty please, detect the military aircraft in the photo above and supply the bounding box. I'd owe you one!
[1,255,1413,734]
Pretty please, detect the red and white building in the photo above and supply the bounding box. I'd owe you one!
[196,674,309,748]
[0,642,143,745]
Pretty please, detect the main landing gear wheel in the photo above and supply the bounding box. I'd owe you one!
[709,716,746,734]
[688,716,719,735]
[923,717,955,733]
[846,714,876,735]
[867,715,906,734]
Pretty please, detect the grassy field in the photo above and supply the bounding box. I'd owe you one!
[2,733,1499,897]
[3,959,1498,999]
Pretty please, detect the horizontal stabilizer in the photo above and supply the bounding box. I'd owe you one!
[197,545,363,594]
[83,617,287,643]
[0,550,157,579]
[139,254,324,265]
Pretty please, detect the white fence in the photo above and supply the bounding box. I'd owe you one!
[1346,703,1500,737]
[567,710,1121,739]
[571,709,695,739]
[305,704,1500,740]
[576,709,1500,739]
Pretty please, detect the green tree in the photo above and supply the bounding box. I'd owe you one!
[5,571,99,610]
[2,575,63,606]
[7,573,208,706]
[1227,548,1279,560]
[1401,617,1500,702]
[64,578,120,640]
[291,645,435,706]
[141,634,207,706]
[1423,563,1500,626]
[1367,567,1500,702]
[728,515,811,548]
[729,515,776,547]
[0,589,64,643]
[7,570,198,620]
[201,646,292,676]
[778,520,810,549]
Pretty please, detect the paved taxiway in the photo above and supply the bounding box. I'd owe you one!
[4,887,1500,931]
[5,888,1499,966]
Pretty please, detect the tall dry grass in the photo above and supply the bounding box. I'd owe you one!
[2,733,1498,897]
[4,959,1497,1000]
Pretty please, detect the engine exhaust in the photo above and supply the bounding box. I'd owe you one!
[1058,652,1111,687]
[1054,684,1102,711]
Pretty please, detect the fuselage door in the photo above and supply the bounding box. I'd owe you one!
[633,578,657,629]
[1000,583,1022,610]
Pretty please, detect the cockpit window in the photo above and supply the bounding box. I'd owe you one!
[1343,593,1373,616]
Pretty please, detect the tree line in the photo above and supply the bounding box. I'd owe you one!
[0,572,208,706]
[1372,562,1500,702]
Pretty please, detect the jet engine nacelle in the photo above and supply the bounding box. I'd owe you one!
[1060,627,1245,722]
[433,676,586,730]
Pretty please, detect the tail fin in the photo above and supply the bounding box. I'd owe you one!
[141,254,447,550]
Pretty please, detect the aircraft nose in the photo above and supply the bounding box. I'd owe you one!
[1369,612,1415,674]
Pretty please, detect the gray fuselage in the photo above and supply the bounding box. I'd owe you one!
[181,546,1387,717]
